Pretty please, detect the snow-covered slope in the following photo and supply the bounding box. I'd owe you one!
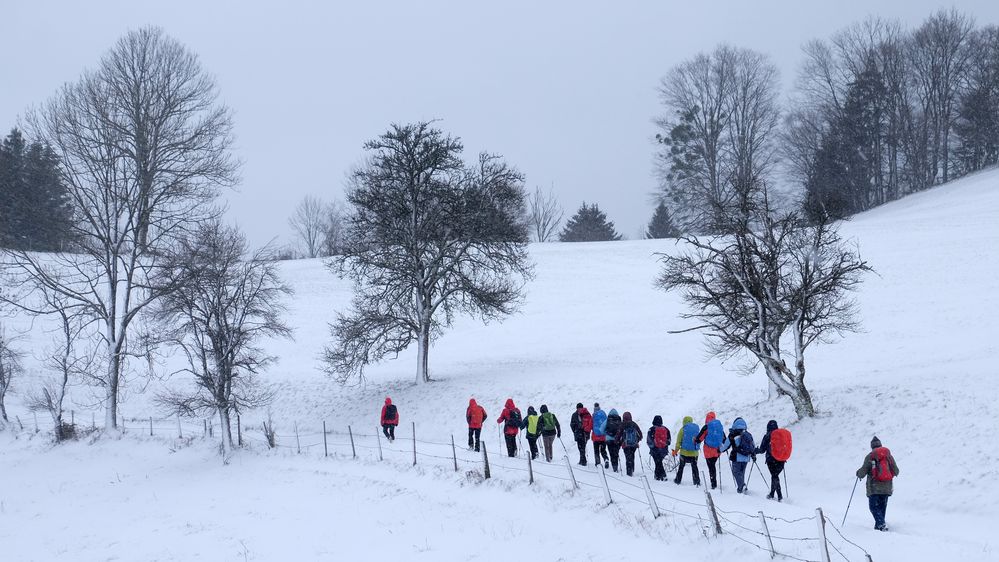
[2,169,998,561]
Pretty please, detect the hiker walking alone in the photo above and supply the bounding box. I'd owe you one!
[756,420,785,501]
[466,398,487,452]
[696,411,728,489]
[380,397,399,441]
[592,403,610,469]
[673,415,701,486]
[604,409,623,472]
[646,415,671,481]
[497,398,522,457]
[724,417,755,493]
[538,405,561,462]
[521,406,542,460]
[856,436,900,531]
[569,403,593,466]
[618,411,642,476]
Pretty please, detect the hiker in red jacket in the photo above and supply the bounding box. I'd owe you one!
[497,398,521,457]
[466,398,487,452]
[380,397,398,441]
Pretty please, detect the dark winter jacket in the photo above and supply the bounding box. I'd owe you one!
[617,411,642,449]
[646,415,671,460]
[856,438,900,496]
[497,399,521,436]
[756,420,780,462]
[380,397,398,426]
[466,399,487,429]
[538,405,561,437]
[570,407,592,441]
[725,417,755,463]
[604,410,622,444]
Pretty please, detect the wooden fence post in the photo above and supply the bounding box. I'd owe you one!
[149,416,153,436]
[564,455,578,490]
[411,421,417,466]
[599,462,613,504]
[641,475,660,518]
[376,426,384,461]
[33,412,38,432]
[482,441,491,479]
[348,425,357,459]
[759,511,775,559]
[527,450,535,485]
[704,488,723,537]
[323,421,329,457]
[295,422,301,454]
[451,435,458,472]
[816,508,832,562]
[177,415,183,439]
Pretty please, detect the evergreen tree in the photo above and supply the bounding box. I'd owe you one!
[0,128,73,251]
[646,201,680,239]
[559,202,622,242]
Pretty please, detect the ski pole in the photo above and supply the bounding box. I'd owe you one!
[842,477,860,526]
[782,464,788,499]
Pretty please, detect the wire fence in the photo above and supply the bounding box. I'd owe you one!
[8,412,874,562]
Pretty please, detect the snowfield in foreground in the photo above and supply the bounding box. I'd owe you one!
[2,169,999,561]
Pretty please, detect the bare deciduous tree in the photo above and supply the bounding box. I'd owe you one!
[154,221,291,452]
[0,324,23,423]
[320,199,347,256]
[325,122,533,384]
[528,185,563,242]
[657,190,872,419]
[289,195,327,259]
[0,27,236,429]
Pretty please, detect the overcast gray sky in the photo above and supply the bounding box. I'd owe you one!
[3,1,997,245]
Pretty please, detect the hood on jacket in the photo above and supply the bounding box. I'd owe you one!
[527,406,537,416]
[505,398,515,410]
[623,411,633,422]
[731,417,747,431]
[652,415,663,426]
[579,407,591,416]
[871,436,882,449]
[384,397,392,405]
[540,404,549,414]
[766,420,778,433]
[609,409,619,417]
[705,411,716,424]
[469,398,477,408]
[682,415,694,425]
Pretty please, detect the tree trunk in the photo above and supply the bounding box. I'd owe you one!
[105,346,120,429]
[0,400,7,422]
[416,321,430,384]
[219,407,233,452]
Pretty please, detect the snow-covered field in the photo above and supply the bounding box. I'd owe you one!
[2,169,998,561]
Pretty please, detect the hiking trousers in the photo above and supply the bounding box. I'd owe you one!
[607,442,622,472]
[542,434,556,462]
[526,434,539,459]
[675,454,700,485]
[575,436,588,465]
[868,494,889,529]
[732,460,747,492]
[652,455,667,481]
[382,424,395,441]
[504,434,517,457]
[593,440,608,465]
[705,456,719,488]
[623,446,637,476]
[467,427,481,451]
[766,459,785,499]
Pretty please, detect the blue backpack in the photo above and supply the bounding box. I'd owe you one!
[681,422,700,451]
[624,426,641,448]
[705,419,725,448]
[737,431,755,457]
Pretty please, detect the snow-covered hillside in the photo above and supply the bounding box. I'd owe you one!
[2,169,998,561]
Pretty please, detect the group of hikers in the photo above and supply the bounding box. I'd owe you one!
[380,396,900,530]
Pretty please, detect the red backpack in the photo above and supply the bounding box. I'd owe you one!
[653,426,670,449]
[582,412,593,433]
[770,428,792,462]
[871,447,894,482]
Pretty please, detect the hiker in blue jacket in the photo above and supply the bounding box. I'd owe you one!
[722,417,756,494]
[591,403,609,469]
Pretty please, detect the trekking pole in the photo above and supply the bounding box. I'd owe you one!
[842,477,860,527]
[754,460,768,485]
[782,466,788,499]
[746,459,756,489]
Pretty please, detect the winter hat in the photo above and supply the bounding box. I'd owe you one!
[623,411,633,422]
[384,397,392,405]
[505,398,515,409]
[576,403,584,410]
[871,436,882,449]
[540,404,548,414]
[682,415,693,424]
[652,415,663,426]
[731,417,747,431]
[705,411,716,423]
[594,402,600,410]
[766,419,778,433]
[527,406,537,416]
[609,408,619,417]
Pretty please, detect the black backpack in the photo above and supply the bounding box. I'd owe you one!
[384,404,397,422]
[737,431,755,457]
[505,408,522,429]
